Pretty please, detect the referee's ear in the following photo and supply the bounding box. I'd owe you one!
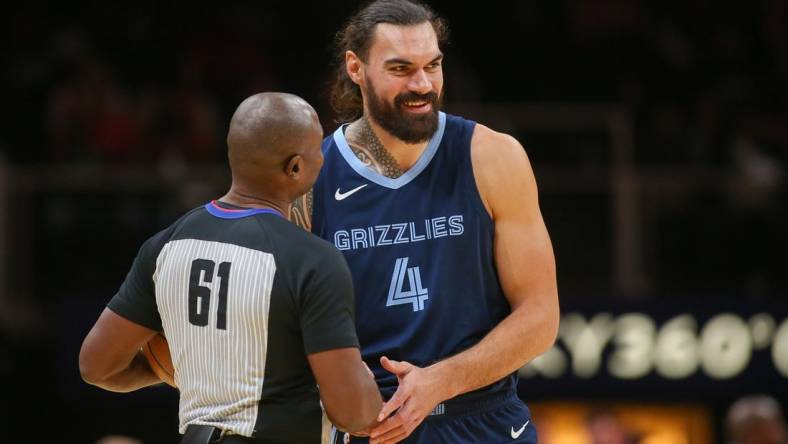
[285,154,304,178]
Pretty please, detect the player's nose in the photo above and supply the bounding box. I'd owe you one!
[408,69,432,95]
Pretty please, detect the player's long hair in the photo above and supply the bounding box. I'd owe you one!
[330,0,449,123]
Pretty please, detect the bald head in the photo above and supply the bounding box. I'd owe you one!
[227,92,321,168]
[223,92,324,206]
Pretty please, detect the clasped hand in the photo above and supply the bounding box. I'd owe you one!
[360,356,448,444]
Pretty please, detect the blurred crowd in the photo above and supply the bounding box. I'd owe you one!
[0,0,786,300]
[0,0,785,170]
[2,2,287,165]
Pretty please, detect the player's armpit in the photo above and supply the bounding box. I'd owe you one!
[289,189,313,231]
[307,347,382,433]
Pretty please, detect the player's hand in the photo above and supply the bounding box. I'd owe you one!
[368,357,447,444]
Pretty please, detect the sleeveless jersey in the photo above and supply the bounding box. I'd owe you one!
[312,112,516,398]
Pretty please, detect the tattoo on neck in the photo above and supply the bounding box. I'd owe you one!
[349,117,404,179]
[289,190,312,231]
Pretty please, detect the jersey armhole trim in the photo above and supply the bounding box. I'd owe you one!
[466,122,494,225]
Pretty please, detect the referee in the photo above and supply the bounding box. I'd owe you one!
[79,92,382,443]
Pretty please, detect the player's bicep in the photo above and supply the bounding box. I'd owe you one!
[475,130,557,309]
[494,205,557,310]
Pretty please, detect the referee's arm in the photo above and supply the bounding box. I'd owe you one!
[300,245,382,433]
[308,347,381,433]
[80,233,166,392]
[79,308,162,392]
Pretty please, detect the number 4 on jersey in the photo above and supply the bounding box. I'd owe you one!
[188,259,231,329]
[386,257,429,312]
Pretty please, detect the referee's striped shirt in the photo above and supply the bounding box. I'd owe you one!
[108,200,358,443]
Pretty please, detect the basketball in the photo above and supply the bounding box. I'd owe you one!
[142,333,176,388]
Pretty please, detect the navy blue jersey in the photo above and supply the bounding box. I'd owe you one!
[312,112,516,398]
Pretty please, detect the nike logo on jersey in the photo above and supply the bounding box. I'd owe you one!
[335,184,368,200]
[511,420,529,439]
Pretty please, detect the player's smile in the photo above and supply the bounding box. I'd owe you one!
[395,91,439,115]
[401,99,432,113]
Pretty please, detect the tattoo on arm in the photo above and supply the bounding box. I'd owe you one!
[290,189,313,231]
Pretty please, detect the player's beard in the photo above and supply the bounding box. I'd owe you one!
[365,78,442,144]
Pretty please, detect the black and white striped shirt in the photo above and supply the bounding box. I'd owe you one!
[108,200,358,443]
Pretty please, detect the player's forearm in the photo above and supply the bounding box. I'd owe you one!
[82,352,162,393]
[429,300,559,399]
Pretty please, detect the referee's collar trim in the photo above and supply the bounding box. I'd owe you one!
[205,200,285,219]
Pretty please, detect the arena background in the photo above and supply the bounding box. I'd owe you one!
[1,1,787,442]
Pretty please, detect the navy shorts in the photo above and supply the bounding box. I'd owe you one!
[332,390,536,444]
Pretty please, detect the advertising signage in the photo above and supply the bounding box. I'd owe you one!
[519,299,788,400]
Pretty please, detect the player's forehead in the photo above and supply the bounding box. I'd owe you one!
[368,22,440,65]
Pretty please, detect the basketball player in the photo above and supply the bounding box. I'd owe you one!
[79,93,382,443]
[289,1,560,443]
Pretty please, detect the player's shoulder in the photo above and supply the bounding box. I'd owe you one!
[468,124,536,216]
[470,123,531,173]
[471,124,525,156]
